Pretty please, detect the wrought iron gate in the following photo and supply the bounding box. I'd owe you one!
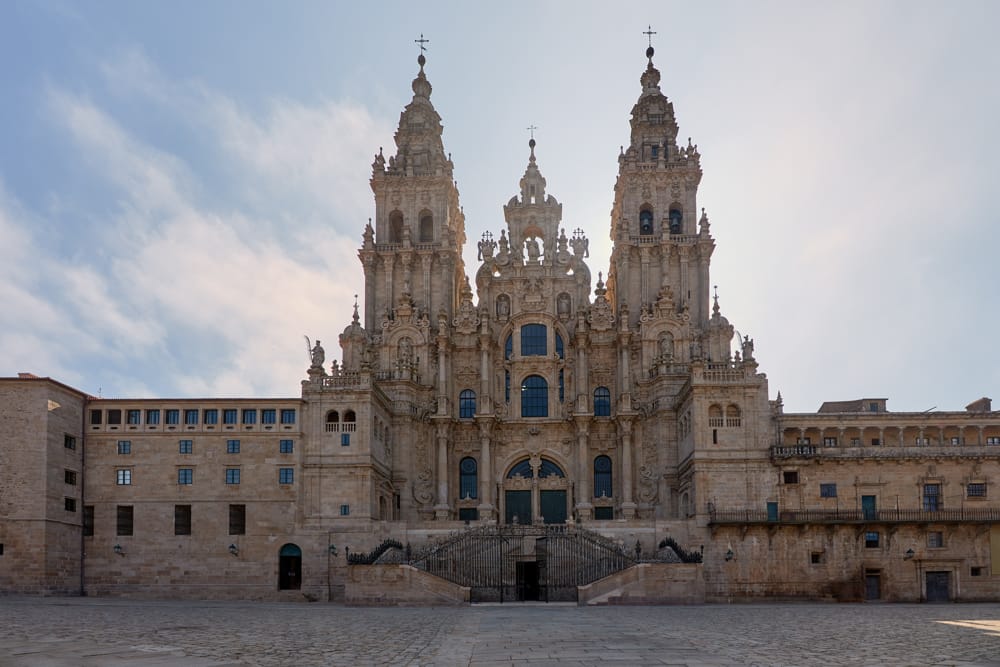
[409,524,635,602]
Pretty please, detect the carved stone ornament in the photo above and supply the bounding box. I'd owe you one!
[588,296,615,331]
[452,298,479,334]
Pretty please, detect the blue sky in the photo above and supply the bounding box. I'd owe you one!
[1,1,998,412]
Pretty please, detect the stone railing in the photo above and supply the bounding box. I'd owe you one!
[709,507,1000,525]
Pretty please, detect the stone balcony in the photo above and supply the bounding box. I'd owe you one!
[708,507,1000,526]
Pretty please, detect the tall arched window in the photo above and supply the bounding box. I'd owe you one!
[555,332,564,359]
[326,410,340,423]
[669,207,682,235]
[419,211,433,242]
[594,387,611,417]
[388,211,403,243]
[594,455,612,498]
[459,457,478,499]
[639,207,654,236]
[459,389,476,419]
[504,334,512,360]
[520,324,547,356]
[521,375,548,417]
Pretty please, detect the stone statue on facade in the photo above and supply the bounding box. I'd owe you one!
[310,340,325,369]
[525,236,540,262]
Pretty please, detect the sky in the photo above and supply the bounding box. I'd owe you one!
[1,1,998,413]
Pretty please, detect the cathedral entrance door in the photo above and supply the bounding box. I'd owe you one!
[540,490,567,524]
[505,490,531,525]
[516,561,540,601]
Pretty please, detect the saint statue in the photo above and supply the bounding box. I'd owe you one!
[310,340,325,368]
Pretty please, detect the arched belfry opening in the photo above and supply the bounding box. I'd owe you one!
[639,205,655,236]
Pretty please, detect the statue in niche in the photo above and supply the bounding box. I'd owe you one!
[496,294,510,320]
[398,337,413,364]
[557,293,571,318]
[525,236,540,262]
[659,332,674,360]
[310,340,325,368]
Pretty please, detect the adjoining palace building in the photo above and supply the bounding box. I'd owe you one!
[2,45,999,604]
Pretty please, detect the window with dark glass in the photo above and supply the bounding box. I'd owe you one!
[280,409,296,424]
[126,410,141,425]
[594,387,611,416]
[146,409,160,425]
[90,410,102,425]
[64,434,76,450]
[223,409,238,425]
[504,371,510,403]
[107,409,121,425]
[538,459,565,478]
[864,531,879,548]
[459,389,476,419]
[459,457,477,499]
[419,214,433,242]
[279,439,293,454]
[117,440,131,455]
[968,482,987,498]
[178,468,193,485]
[203,409,218,425]
[83,505,94,536]
[116,505,133,536]
[242,409,256,425]
[229,504,246,535]
[174,505,191,535]
[520,324,547,356]
[520,375,548,417]
[341,433,350,446]
[225,468,240,485]
[504,335,512,360]
[923,484,941,511]
[227,439,240,454]
[64,498,76,512]
[555,333,564,359]
[820,483,837,498]
[165,409,179,425]
[179,439,192,454]
[278,468,294,484]
[594,455,612,498]
[262,409,276,425]
[344,410,356,423]
[558,370,564,402]
[184,409,198,425]
[64,470,77,485]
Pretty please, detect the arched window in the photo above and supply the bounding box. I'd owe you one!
[555,332,564,359]
[504,334,512,360]
[558,370,564,403]
[538,459,565,478]
[708,404,723,427]
[507,459,533,478]
[594,387,611,417]
[520,324,547,356]
[504,371,510,403]
[669,207,682,235]
[726,404,742,427]
[639,207,654,236]
[594,455,612,498]
[344,409,356,423]
[459,389,476,419]
[419,211,433,242]
[459,457,478,499]
[388,211,403,243]
[521,375,548,417]
[326,410,340,423]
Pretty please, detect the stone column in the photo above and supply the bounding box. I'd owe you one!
[574,418,592,520]
[620,418,636,519]
[530,458,541,524]
[434,421,450,519]
[477,419,494,520]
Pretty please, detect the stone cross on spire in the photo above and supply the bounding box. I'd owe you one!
[643,25,657,48]
[415,33,429,53]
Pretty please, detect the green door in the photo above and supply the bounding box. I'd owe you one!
[862,495,877,520]
[505,490,531,524]
[540,490,567,524]
[766,501,778,521]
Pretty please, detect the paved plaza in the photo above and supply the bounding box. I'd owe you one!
[1,597,999,666]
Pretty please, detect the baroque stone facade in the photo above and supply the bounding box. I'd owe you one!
[2,47,999,603]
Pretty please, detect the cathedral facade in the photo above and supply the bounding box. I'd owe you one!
[2,47,999,603]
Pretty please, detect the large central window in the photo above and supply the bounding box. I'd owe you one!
[520,324,547,356]
[521,375,548,417]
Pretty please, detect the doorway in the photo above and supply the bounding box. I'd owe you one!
[864,570,881,600]
[862,495,877,520]
[278,543,302,590]
[926,571,951,602]
[516,561,540,601]
[540,490,567,524]
[505,490,531,525]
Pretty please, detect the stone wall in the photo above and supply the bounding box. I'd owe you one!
[578,563,705,605]
[344,564,469,606]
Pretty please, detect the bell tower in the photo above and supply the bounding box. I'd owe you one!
[606,41,715,330]
[360,46,467,334]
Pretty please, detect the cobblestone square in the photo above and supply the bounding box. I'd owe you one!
[1,597,999,666]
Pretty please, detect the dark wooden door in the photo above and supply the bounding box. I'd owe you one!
[926,571,950,602]
[505,490,531,525]
[540,490,567,524]
[862,495,877,520]
[865,573,881,600]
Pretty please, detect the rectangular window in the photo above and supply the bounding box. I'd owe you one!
[174,505,192,535]
[810,552,823,564]
[146,409,160,425]
[225,468,240,485]
[184,409,198,425]
[203,409,218,425]
[229,504,246,535]
[90,410,103,425]
[262,409,276,425]
[179,439,193,454]
[927,531,944,548]
[339,504,350,516]
[165,409,180,425]
[923,484,941,511]
[64,470,77,485]
[126,409,141,425]
[820,483,837,498]
[278,468,294,484]
[64,497,76,512]
[223,409,238,425]
[864,531,879,548]
[915,437,929,446]
[967,482,987,498]
[116,469,132,485]
[116,505,134,536]
[341,433,350,447]
[823,437,837,447]
[117,440,131,455]
[83,505,94,537]
[971,566,984,576]
[280,409,296,424]
[782,470,799,485]
[242,409,256,425]
[107,409,121,425]
[459,507,479,522]
[850,437,861,446]
[178,468,193,485]
[869,402,879,412]
[871,438,881,446]
[64,434,76,450]
[227,439,240,454]
[279,439,293,454]
[950,436,962,445]
[594,506,614,520]
[987,437,1000,446]
[520,323,548,356]
[796,437,811,445]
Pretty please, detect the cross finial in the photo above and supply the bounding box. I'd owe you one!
[415,33,429,53]
[527,125,538,140]
[643,25,657,48]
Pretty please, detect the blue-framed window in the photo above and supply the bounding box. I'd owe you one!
[520,324,547,356]
[340,504,350,516]
[278,468,294,484]
[146,409,160,425]
[262,409,276,425]
[126,409,141,425]
[279,439,293,454]
[242,409,256,425]
[227,439,240,454]
[184,409,198,425]
[538,459,564,478]
[203,409,218,425]
[820,483,837,498]
[223,409,238,425]
[280,409,296,424]
[225,468,240,485]
[341,433,350,447]
[594,455,612,498]
[178,468,193,485]
[459,389,476,419]
[117,440,131,455]
[165,409,180,425]
[179,439,193,454]
[521,375,548,417]
[507,459,533,478]
[594,387,611,416]
[460,457,478,499]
